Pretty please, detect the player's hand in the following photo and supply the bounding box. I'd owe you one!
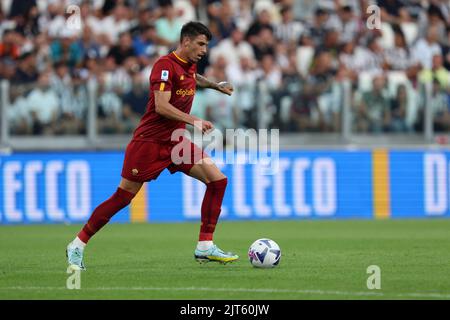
[217,81,234,96]
[193,119,214,134]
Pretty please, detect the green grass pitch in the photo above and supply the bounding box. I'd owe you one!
[0,219,450,300]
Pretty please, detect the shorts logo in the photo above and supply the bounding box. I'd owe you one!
[176,88,195,97]
[132,168,139,176]
[161,70,169,81]
[180,75,184,80]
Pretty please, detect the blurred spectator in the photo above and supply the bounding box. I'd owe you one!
[12,51,38,85]
[378,0,412,24]
[316,28,340,60]
[339,39,372,81]
[45,2,72,39]
[298,32,315,47]
[155,3,183,48]
[232,0,253,32]
[210,27,254,66]
[68,68,89,131]
[279,47,302,90]
[415,78,450,132]
[441,26,450,70]
[290,82,320,132]
[251,26,276,61]
[50,31,83,67]
[129,5,153,36]
[418,2,447,43]
[0,0,448,137]
[206,0,222,22]
[8,86,31,135]
[79,1,103,35]
[132,24,158,64]
[101,4,132,44]
[366,35,387,72]
[78,26,102,60]
[102,55,133,96]
[174,0,202,24]
[27,72,60,135]
[432,87,450,132]
[107,32,137,65]
[419,54,450,89]
[204,55,236,133]
[8,0,36,19]
[0,58,17,81]
[49,62,87,134]
[97,74,123,134]
[274,5,304,45]
[246,8,273,47]
[0,29,21,59]
[51,61,72,112]
[226,53,259,129]
[215,0,236,39]
[292,0,319,21]
[336,4,360,44]
[413,25,443,70]
[272,46,303,130]
[355,75,391,133]
[308,50,341,131]
[256,54,282,92]
[254,53,282,129]
[389,84,410,132]
[14,3,40,37]
[307,7,332,47]
[384,24,421,80]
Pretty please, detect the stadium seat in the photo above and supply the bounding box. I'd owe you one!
[280,95,292,125]
[400,22,419,46]
[405,87,419,128]
[296,46,315,77]
[386,71,409,96]
[386,71,418,128]
[380,22,395,49]
[357,71,375,92]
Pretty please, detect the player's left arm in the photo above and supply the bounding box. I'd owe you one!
[195,73,234,96]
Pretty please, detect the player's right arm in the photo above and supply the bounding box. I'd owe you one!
[154,90,213,134]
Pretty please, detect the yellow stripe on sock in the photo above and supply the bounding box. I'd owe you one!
[130,184,148,223]
[372,149,391,219]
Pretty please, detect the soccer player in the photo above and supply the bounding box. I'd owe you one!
[66,22,238,270]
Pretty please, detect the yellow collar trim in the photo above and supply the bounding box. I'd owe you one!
[172,51,188,64]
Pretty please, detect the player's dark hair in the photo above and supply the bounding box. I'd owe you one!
[180,21,212,42]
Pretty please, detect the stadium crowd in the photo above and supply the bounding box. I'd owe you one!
[1,0,450,136]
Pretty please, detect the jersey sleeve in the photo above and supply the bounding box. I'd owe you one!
[150,59,174,92]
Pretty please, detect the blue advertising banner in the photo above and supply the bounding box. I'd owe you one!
[0,149,449,224]
[389,151,450,218]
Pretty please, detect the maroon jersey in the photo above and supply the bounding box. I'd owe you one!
[133,52,197,143]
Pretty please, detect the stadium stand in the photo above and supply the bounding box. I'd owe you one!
[0,0,449,145]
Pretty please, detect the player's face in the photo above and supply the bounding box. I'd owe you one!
[186,35,208,63]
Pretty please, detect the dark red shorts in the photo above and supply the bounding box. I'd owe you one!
[121,138,207,182]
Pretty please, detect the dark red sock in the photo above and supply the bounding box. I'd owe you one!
[199,178,228,241]
[77,188,135,243]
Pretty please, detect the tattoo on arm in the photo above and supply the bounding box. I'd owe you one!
[196,73,219,90]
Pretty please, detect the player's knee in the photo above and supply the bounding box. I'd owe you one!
[119,178,143,194]
[115,187,136,206]
[208,176,227,190]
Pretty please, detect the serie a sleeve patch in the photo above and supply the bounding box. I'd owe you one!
[161,70,169,81]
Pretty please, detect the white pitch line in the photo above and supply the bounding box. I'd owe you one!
[2,286,450,299]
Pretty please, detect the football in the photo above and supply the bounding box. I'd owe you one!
[248,238,281,268]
